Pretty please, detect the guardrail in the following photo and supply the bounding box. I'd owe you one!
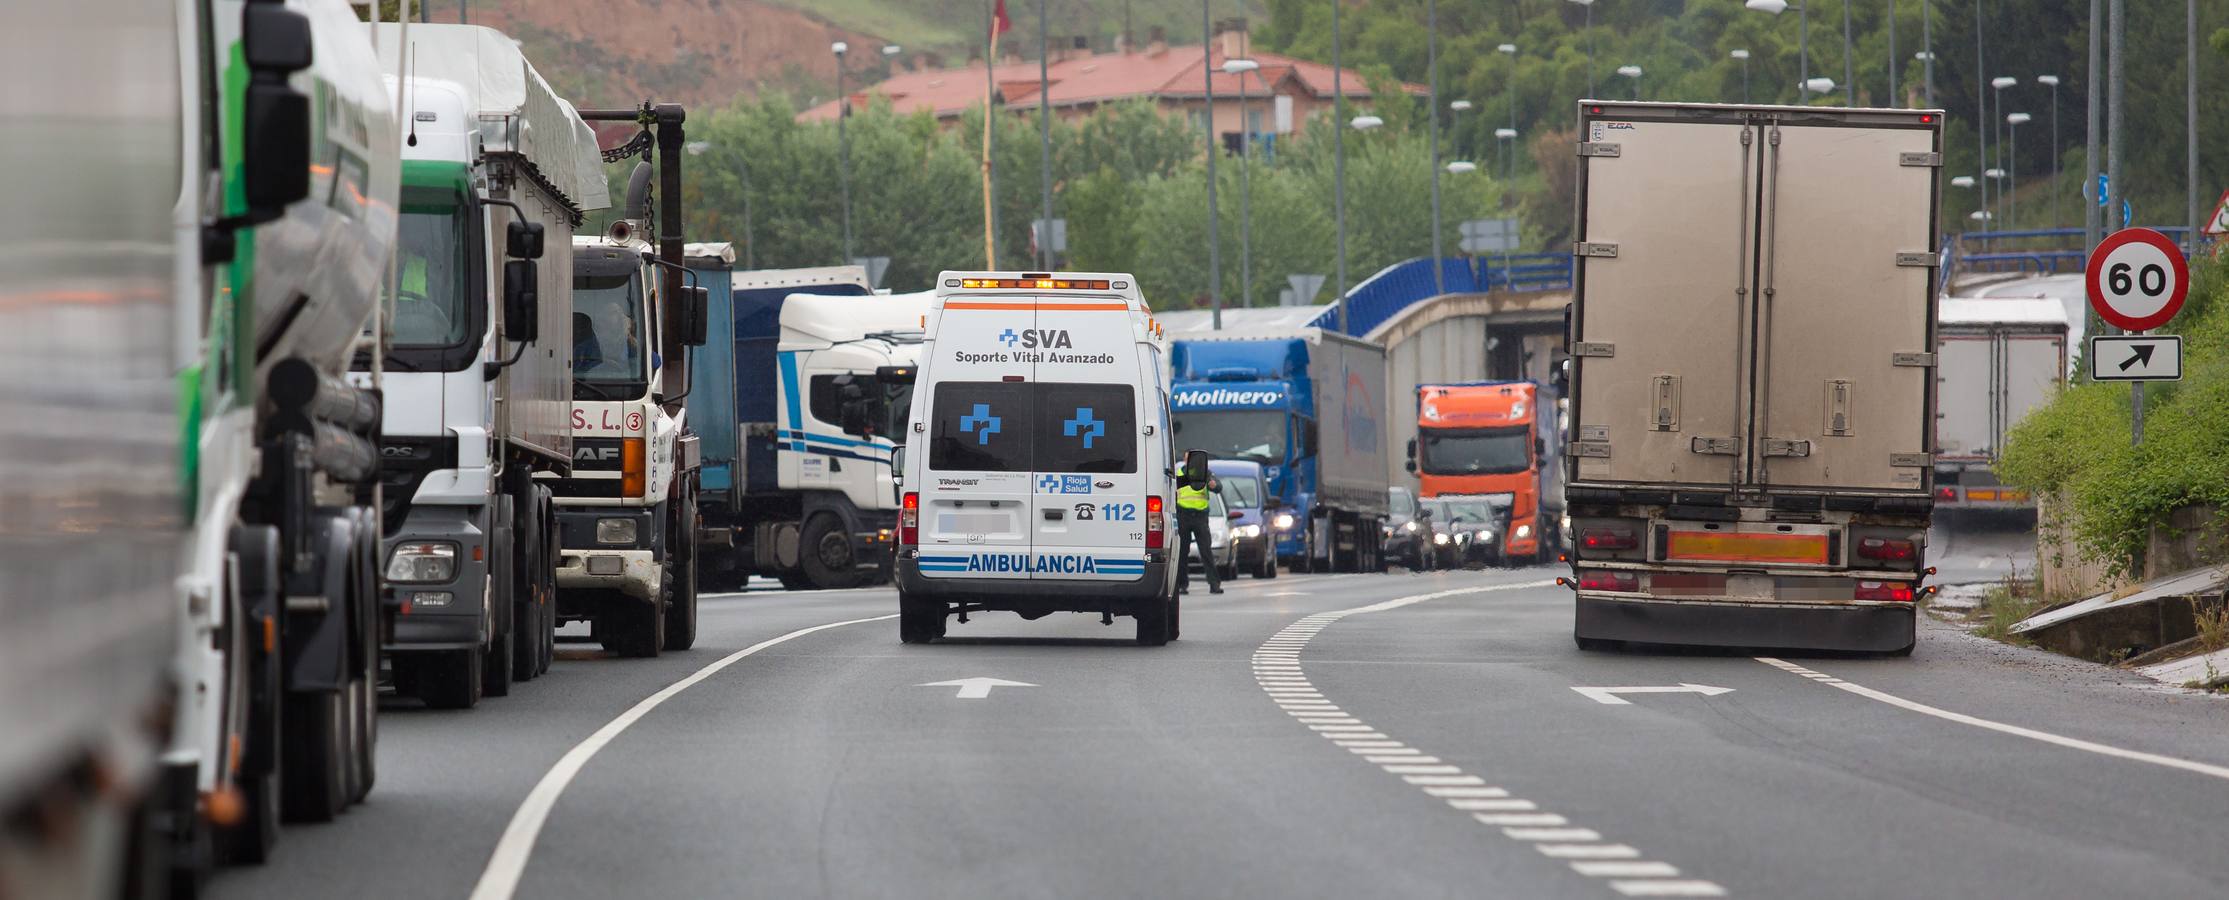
[1944,227,2211,285]
[1312,253,1575,336]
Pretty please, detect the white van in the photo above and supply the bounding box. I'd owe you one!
[893,273,1178,644]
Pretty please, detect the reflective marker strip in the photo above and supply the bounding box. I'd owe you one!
[943,301,1131,311]
[1665,530,1829,564]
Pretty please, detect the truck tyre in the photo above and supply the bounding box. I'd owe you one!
[898,592,944,643]
[512,489,543,683]
[224,524,283,864]
[664,490,699,651]
[1168,594,1182,641]
[279,691,346,823]
[482,627,515,698]
[416,647,482,710]
[611,599,666,659]
[1135,597,1170,646]
[483,512,516,698]
[349,517,379,802]
[800,513,864,590]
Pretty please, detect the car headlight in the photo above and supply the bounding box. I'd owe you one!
[1273,513,1296,530]
[1514,523,1532,540]
[1402,521,1419,533]
[385,541,457,584]
[1456,532,1472,544]
[1237,524,1262,538]
[597,517,639,544]
[1433,533,1450,546]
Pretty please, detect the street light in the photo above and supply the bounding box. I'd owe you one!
[832,41,852,262]
[1730,49,1752,104]
[1615,65,1642,100]
[1446,161,1478,174]
[1568,0,1596,98]
[1351,115,1384,130]
[2037,74,2061,226]
[1915,51,1937,108]
[1951,175,1977,189]
[2007,112,2031,229]
[1990,76,2017,227]
[1801,77,1836,97]
[1223,58,1261,309]
[1746,0,1810,103]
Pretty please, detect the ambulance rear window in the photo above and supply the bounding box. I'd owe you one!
[928,382,1032,472]
[1035,383,1136,474]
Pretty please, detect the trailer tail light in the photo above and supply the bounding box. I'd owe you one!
[620,437,647,498]
[1580,526,1639,551]
[1145,495,1165,549]
[898,492,919,546]
[1936,486,1960,502]
[1854,581,1915,602]
[1576,570,1640,592]
[1856,537,1917,562]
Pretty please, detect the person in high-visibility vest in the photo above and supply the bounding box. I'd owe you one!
[1174,453,1223,595]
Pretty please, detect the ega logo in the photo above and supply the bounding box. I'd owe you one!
[997,328,1074,349]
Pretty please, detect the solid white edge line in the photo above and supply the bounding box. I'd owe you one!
[1755,656,2229,783]
[469,613,897,900]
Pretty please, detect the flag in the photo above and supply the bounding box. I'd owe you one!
[991,0,1012,37]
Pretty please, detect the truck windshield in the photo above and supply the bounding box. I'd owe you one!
[390,207,472,348]
[572,272,647,394]
[1420,425,1531,476]
[1173,411,1284,463]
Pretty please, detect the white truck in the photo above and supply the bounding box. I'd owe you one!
[361,25,609,709]
[551,104,710,657]
[1933,296,2067,512]
[1564,101,1943,655]
[698,275,927,591]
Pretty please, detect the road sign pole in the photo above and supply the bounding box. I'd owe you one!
[2088,227,2189,445]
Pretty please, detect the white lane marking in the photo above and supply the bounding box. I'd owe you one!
[1611,880,1728,897]
[1757,657,2229,783]
[917,676,1037,699]
[1254,581,1720,897]
[470,613,895,900]
[1571,684,1736,706]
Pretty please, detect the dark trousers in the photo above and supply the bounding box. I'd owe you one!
[1175,510,1219,591]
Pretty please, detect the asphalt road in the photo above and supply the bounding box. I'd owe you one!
[210,563,2229,899]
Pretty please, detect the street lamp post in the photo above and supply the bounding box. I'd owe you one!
[1496,42,1516,183]
[1730,49,1751,104]
[1915,51,1936,108]
[1429,0,1443,295]
[1224,59,1260,309]
[2037,75,2060,226]
[1921,0,1934,106]
[1333,0,1346,332]
[2007,113,2031,229]
[1840,0,1853,104]
[1202,0,1218,327]
[1991,76,2017,227]
[1568,0,1596,98]
[1493,127,1517,284]
[1616,65,1642,101]
[832,41,852,262]
[1745,0,1807,103]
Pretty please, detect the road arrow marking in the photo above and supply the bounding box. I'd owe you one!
[1570,684,1735,706]
[919,676,1037,699]
[2118,343,2155,371]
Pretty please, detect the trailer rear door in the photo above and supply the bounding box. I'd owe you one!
[1753,119,1940,492]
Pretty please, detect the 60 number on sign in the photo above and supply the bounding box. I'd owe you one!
[2086,227,2190,333]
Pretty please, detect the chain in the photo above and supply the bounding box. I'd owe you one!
[601,129,654,164]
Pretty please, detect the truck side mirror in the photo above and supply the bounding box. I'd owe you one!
[1406,458,1418,474]
[1535,437,1546,458]
[503,260,539,343]
[1301,422,1320,458]
[680,285,710,346]
[241,3,313,215]
[1560,302,1574,351]
[890,446,906,499]
[507,220,545,260]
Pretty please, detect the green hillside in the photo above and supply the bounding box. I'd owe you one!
[764,0,1268,53]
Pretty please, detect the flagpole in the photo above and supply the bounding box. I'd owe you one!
[982,4,1000,269]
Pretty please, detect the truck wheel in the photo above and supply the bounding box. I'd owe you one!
[416,647,483,710]
[612,599,666,659]
[482,623,515,698]
[1135,597,1170,646]
[512,498,543,683]
[800,514,864,590]
[279,691,346,823]
[663,495,699,652]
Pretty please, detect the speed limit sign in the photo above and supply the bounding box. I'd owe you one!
[2086,227,2189,332]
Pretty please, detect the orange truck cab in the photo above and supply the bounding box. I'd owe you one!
[1405,381,1564,563]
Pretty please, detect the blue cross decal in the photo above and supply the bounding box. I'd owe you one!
[997,328,1019,347]
[1063,407,1105,449]
[959,403,1000,445]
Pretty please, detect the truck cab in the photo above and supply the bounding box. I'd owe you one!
[893,273,1177,644]
[1406,381,1563,563]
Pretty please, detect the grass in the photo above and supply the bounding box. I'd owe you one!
[1969,575,2053,644]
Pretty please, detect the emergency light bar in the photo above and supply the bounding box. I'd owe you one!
[953,277,1114,290]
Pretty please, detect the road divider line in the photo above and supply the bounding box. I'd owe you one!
[1252,581,1722,897]
[469,613,897,900]
[1757,657,2229,783]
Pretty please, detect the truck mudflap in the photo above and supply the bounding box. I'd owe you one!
[1575,595,1915,654]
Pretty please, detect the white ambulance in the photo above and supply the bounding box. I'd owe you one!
[893,273,1179,644]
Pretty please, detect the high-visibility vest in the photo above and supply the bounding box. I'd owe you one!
[1175,466,1210,511]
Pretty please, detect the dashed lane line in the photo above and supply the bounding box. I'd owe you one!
[1255,582,1727,898]
[1757,657,2229,783]
[469,613,898,900]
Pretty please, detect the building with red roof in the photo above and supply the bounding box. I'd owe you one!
[798,27,1420,151]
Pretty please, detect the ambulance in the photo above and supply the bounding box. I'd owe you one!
[893,273,1179,644]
